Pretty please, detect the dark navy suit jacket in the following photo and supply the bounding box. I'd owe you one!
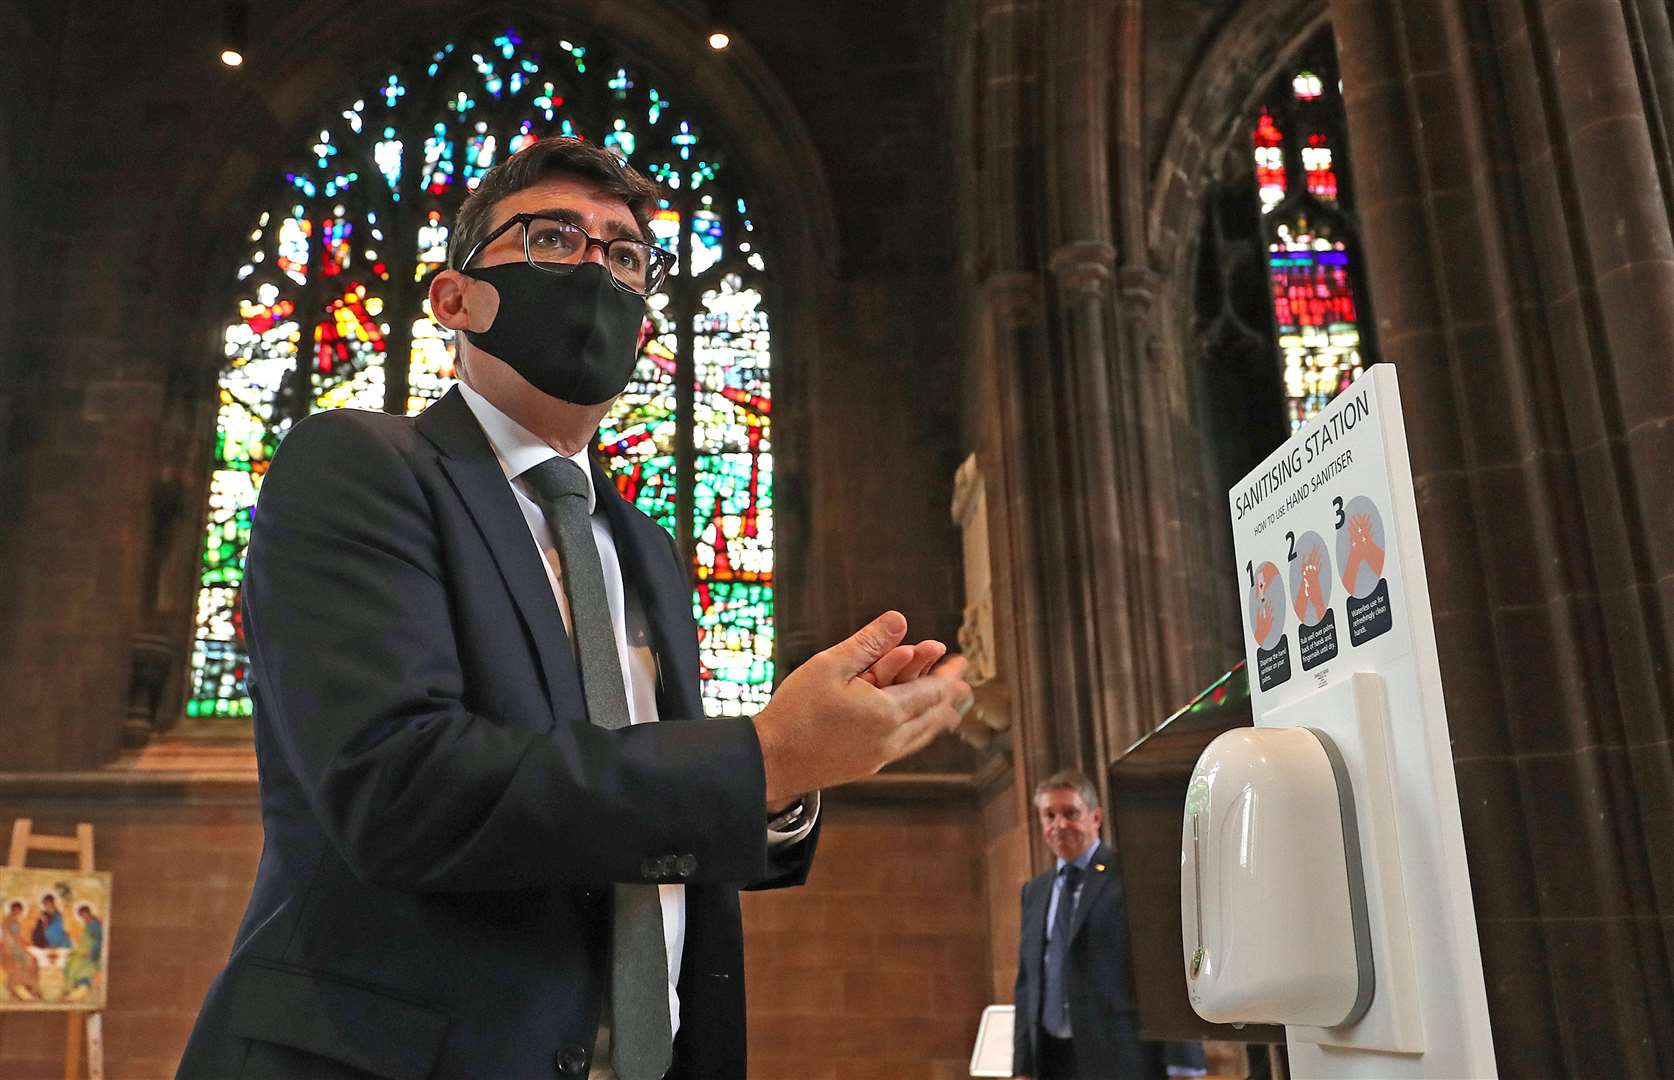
[179,387,815,1080]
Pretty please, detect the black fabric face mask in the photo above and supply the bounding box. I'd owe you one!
[462,261,646,406]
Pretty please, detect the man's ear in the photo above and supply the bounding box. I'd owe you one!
[428,268,475,332]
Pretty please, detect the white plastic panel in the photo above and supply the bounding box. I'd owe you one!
[1268,673,1425,1054]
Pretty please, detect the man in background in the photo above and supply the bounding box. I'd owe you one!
[1013,770,1205,1079]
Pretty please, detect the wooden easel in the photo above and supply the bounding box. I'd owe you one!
[5,820,104,1080]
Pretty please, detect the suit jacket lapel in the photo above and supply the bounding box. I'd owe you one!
[1068,842,1116,944]
[414,387,578,723]
[590,453,703,724]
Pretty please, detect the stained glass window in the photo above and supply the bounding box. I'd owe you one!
[1250,35,1373,430]
[190,27,775,723]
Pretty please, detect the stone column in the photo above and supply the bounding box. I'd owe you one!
[1043,0,1224,771]
[1043,1,1125,790]
[971,0,1056,834]
[1328,0,1674,1069]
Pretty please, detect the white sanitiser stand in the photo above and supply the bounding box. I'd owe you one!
[1185,365,1496,1078]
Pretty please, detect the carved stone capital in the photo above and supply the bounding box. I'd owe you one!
[1117,265,1163,311]
[950,453,1011,752]
[950,453,998,689]
[1115,265,1167,344]
[956,597,998,687]
[981,271,1046,328]
[956,677,1014,750]
[123,633,181,749]
[1048,241,1117,297]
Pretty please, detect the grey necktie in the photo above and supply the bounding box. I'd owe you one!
[522,456,672,1080]
[1042,863,1082,1038]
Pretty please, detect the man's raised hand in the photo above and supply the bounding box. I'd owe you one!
[752,611,972,808]
[859,637,948,689]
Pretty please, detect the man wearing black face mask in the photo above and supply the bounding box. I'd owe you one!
[179,137,973,1080]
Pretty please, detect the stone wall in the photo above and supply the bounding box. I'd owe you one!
[1322,0,1674,1068]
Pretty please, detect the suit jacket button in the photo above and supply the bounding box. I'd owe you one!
[640,857,661,880]
[554,1043,589,1075]
[675,854,698,878]
[658,854,678,877]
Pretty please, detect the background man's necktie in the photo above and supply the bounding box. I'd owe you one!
[524,456,672,1080]
[1042,863,1083,1039]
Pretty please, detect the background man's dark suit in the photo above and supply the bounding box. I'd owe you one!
[179,387,815,1080]
[1012,841,1159,1079]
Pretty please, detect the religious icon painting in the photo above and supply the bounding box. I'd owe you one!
[0,868,113,1011]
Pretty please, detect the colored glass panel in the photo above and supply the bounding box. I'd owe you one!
[1268,221,1361,429]
[693,274,773,715]
[311,284,388,413]
[189,279,296,718]
[407,211,455,413]
[194,27,774,723]
[1254,108,1286,213]
[275,211,310,285]
[598,294,680,533]
[691,202,725,276]
[1253,38,1370,431]
[1302,133,1338,203]
[407,302,456,415]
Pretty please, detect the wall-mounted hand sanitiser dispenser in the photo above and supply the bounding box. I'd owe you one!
[1181,725,1374,1029]
[1180,673,1427,1055]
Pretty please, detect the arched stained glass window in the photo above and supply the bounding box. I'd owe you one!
[1250,34,1373,430]
[191,27,775,724]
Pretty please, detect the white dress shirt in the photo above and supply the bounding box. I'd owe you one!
[455,383,814,1064]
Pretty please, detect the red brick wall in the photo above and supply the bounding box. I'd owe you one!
[978,776,1030,1004]
[0,784,991,1080]
[0,789,263,1079]
[743,797,991,1080]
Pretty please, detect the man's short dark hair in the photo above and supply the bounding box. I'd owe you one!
[447,136,661,269]
[1033,768,1101,811]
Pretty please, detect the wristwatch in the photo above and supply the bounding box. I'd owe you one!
[766,797,808,833]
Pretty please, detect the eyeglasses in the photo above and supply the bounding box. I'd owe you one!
[458,212,676,296]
